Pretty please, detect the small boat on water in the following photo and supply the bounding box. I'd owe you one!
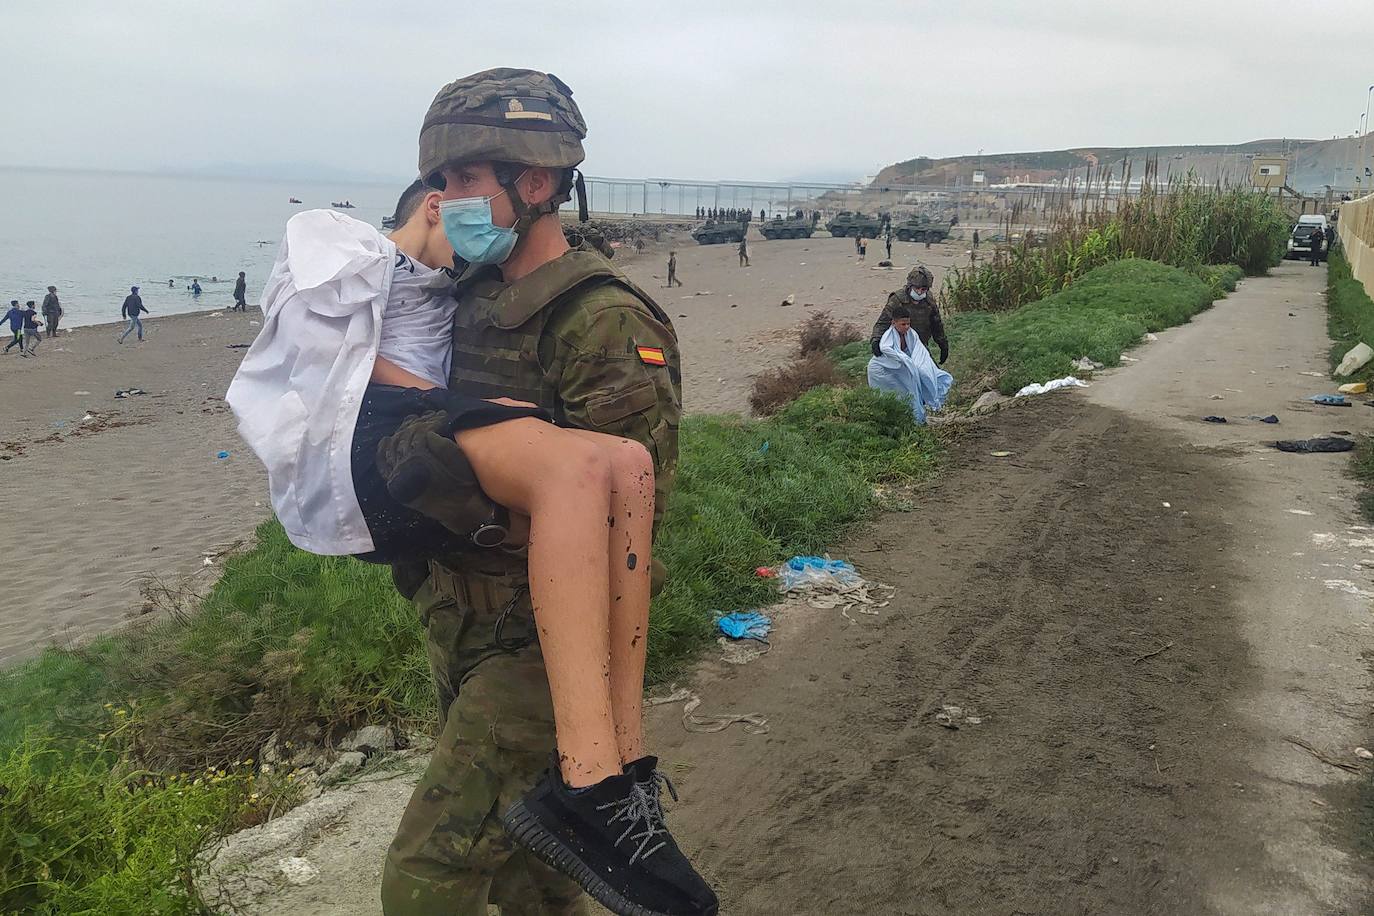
[288,197,303,203]
[331,200,356,209]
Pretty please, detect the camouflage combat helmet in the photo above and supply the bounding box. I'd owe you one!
[419,68,587,224]
[906,265,934,288]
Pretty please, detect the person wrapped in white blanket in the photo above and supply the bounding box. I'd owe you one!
[866,303,953,423]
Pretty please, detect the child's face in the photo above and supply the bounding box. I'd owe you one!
[893,318,912,335]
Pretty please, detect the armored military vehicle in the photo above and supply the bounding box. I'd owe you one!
[892,216,951,244]
[758,215,815,240]
[690,220,747,245]
[826,211,885,238]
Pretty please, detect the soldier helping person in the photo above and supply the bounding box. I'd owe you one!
[870,265,949,365]
[382,69,713,916]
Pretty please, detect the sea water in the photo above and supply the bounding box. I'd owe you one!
[0,167,404,328]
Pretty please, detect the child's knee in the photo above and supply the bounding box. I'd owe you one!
[557,438,615,494]
[608,438,654,485]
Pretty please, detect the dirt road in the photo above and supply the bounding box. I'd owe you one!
[232,262,1374,914]
[649,261,1374,914]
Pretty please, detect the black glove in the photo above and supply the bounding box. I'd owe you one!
[938,341,950,365]
[871,338,883,358]
[375,410,509,547]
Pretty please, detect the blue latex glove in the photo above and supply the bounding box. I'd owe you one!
[718,611,771,641]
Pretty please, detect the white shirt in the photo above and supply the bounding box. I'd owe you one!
[226,209,454,555]
[379,252,457,386]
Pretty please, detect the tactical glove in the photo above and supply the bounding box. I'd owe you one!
[938,341,950,365]
[376,410,509,548]
[871,338,883,358]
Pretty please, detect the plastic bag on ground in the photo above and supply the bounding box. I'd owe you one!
[1015,376,1089,398]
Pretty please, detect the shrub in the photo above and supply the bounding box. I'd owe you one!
[796,311,863,357]
[748,351,848,415]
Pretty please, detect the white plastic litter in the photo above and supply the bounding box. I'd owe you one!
[646,687,769,735]
[1015,376,1090,398]
[1336,342,1373,377]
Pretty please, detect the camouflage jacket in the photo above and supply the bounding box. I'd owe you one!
[870,288,948,351]
[446,246,682,536]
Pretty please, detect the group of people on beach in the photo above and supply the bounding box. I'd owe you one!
[3,287,62,357]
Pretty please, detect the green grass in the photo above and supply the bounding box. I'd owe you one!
[0,385,936,909]
[937,259,1228,397]
[1325,248,1374,385]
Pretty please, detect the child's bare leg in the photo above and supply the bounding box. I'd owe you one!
[452,418,620,787]
[564,430,655,765]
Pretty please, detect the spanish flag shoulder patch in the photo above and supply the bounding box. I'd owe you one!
[636,345,667,367]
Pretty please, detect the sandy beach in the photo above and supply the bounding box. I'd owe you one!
[0,230,973,663]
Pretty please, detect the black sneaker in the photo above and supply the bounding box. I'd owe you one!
[502,761,718,916]
[624,755,677,825]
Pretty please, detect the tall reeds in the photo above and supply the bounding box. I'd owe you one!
[944,159,1290,312]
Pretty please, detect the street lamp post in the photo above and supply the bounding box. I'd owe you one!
[1361,86,1374,191]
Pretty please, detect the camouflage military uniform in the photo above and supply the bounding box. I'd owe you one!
[870,267,949,363]
[381,249,681,916]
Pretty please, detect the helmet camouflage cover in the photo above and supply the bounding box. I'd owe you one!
[419,68,587,188]
[906,266,934,288]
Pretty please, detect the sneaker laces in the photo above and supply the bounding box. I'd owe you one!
[596,782,670,864]
[635,765,679,825]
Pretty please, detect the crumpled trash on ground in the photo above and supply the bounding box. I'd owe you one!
[1202,415,1228,423]
[934,705,986,729]
[774,555,894,622]
[646,687,769,735]
[1309,394,1351,407]
[1071,356,1104,371]
[717,611,770,641]
[1245,414,1280,424]
[1339,382,1368,395]
[114,387,146,398]
[1273,437,1355,454]
[1015,376,1089,398]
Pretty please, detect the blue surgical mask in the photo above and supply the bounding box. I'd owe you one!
[910,287,928,301]
[440,192,518,265]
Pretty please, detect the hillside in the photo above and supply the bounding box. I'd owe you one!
[874,136,1373,194]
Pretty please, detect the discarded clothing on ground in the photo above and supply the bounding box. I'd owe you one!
[1202,415,1228,423]
[717,611,771,642]
[1245,414,1280,424]
[866,325,953,424]
[1015,376,1089,398]
[1309,394,1351,407]
[1273,437,1355,454]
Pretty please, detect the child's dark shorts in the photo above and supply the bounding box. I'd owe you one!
[350,383,549,564]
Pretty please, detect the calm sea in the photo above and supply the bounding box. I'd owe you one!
[0,167,405,328]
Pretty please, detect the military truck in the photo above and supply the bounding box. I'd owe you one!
[892,216,951,244]
[825,211,885,238]
[690,220,747,245]
[758,215,816,240]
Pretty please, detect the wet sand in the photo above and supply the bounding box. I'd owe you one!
[0,231,974,662]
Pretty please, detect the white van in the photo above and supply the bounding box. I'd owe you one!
[1287,214,1330,260]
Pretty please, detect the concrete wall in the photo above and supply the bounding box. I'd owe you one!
[1338,193,1374,295]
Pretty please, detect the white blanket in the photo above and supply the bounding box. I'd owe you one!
[866,326,954,424]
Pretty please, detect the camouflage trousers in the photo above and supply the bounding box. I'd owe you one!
[381,563,589,916]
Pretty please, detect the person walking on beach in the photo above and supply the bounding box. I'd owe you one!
[118,286,148,343]
[4,300,24,354]
[232,271,248,311]
[738,234,750,267]
[667,250,683,287]
[20,301,43,356]
[885,229,893,261]
[858,236,867,261]
[41,287,62,338]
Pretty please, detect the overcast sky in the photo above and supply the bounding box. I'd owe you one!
[3,0,1372,184]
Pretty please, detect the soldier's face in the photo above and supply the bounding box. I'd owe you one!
[440,163,516,227]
